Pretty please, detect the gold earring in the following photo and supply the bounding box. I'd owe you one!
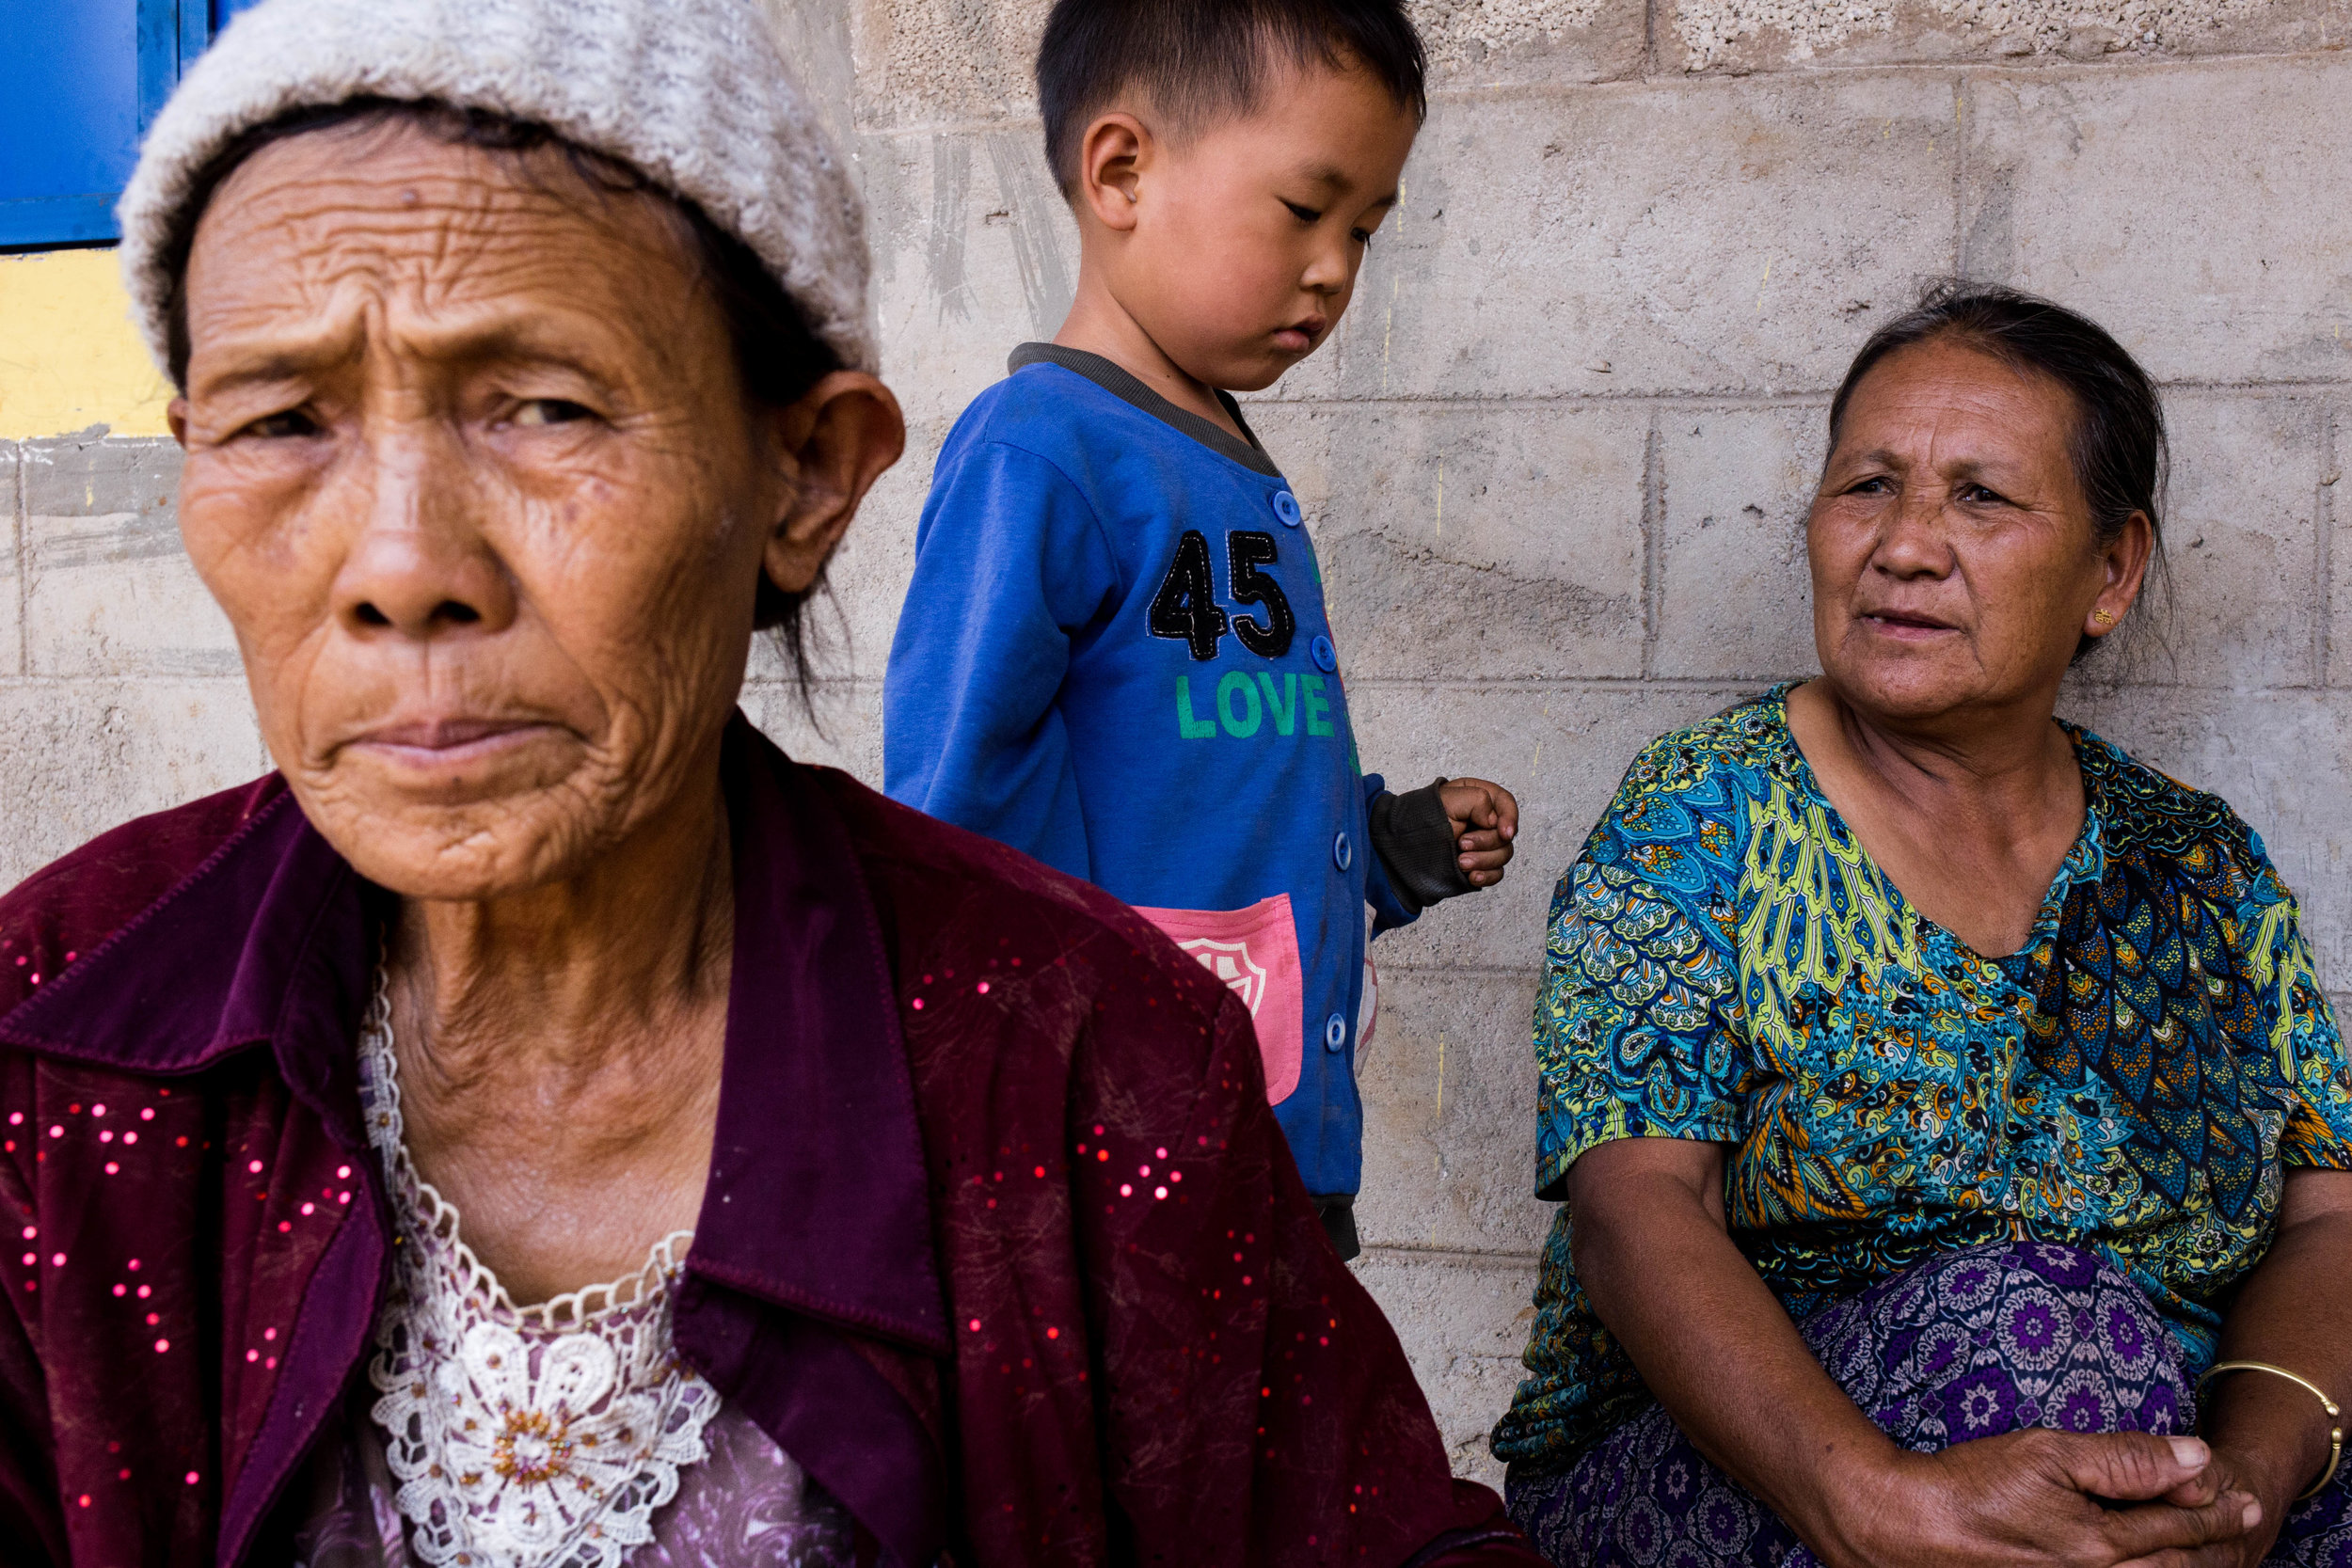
[2093,610,2116,626]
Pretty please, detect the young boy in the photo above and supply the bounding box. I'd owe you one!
[883,0,1518,1259]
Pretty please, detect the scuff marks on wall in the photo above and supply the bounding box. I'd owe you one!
[981,129,1074,340]
[925,133,974,320]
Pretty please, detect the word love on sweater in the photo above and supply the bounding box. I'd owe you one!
[1174,671,1341,741]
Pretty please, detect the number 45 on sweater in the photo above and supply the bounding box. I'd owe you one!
[1149,529,1295,660]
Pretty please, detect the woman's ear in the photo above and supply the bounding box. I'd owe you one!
[1078,113,1150,234]
[2085,510,2155,641]
[760,372,906,597]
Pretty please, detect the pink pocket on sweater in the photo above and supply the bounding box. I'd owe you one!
[1135,894,1305,1105]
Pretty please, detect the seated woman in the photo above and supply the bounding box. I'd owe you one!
[1492,283,2352,1568]
[0,1,1536,1563]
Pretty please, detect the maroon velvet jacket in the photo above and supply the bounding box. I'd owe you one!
[0,719,1533,1567]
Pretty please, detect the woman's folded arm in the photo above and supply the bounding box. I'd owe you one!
[2183,1168,2352,1559]
[1567,1135,1896,1561]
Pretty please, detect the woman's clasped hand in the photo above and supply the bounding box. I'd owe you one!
[1834,1430,2263,1568]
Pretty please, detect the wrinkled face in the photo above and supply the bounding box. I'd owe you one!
[1119,57,1417,391]
[172,119,797,899]
[1806,336,2148,722]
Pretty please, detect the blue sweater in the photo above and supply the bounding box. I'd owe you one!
[883,346,1415,1196]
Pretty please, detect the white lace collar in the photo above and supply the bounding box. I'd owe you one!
[358,973,724,1568]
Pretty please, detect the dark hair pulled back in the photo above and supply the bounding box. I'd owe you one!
[159,99,842,695]
[1829,280,2169,662]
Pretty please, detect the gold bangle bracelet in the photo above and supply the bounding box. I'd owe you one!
[2197,1360,2344,1501]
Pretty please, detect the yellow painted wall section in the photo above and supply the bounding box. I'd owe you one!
[0,249,174,440]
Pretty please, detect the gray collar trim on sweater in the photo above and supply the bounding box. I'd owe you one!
[1008,343,1281,478]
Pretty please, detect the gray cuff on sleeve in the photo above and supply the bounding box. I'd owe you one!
[1369,778,1476,915]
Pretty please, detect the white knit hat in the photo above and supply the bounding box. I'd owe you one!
[118,0,875,374]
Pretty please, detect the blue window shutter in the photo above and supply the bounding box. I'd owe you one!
[183,0,215,79]
[1,0,215,248]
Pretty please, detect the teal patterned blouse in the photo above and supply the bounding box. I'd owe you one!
[1491,686,2352,1466]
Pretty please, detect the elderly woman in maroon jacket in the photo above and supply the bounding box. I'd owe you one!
[0,1,1534,1564]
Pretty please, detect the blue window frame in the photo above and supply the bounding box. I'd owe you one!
[0,0,264,248]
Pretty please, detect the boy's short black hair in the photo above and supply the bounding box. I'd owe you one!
[1037,0,1426,196]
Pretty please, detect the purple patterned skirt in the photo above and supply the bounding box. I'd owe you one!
[1506,1243,2352,1567]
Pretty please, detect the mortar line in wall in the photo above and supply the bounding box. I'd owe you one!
[1236,379,2352,415]
[1640,414,1662,677]
[739,672,2352,699]
[1697,46,2342,78]
[1642,0,1661,79]
[1477,47,2333,92]
[1250,389,1849,411]
[1952,74,1970,275]
[2157,378,2352,395]
[0,674,260,689]
[1291,674,1768,692]
[862,113,1041,140]
[745,675,883,689]
[1357,1242,1544,1265]
[2322,406,2339,687]
[1333,673,2258,691]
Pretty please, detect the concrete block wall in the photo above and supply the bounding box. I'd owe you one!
[1,434,269,883]
[1,0,2345,1493]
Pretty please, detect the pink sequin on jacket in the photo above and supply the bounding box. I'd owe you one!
[0,718,1531,1568]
